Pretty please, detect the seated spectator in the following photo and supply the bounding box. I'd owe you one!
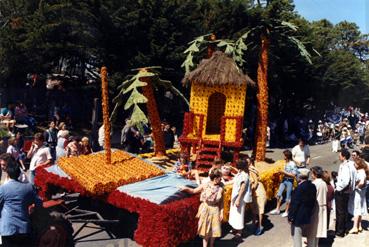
[0,103,16,131]
[14,101,36,129]
[65,136,81,157]
[80,137,92,155]
[0,159,42,246]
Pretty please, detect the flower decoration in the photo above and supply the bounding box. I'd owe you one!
[101,66,111,164]
[58,150,164,195]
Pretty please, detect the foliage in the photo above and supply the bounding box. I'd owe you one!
[0,0,368,118]
[111,67,188,131]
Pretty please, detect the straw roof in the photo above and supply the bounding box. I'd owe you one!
[182,51,255,86]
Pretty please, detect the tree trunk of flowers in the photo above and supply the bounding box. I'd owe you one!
[101,66,111,164]
[140,75,166,157]
[255,34,270,162]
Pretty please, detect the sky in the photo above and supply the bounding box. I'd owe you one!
[294,0,368,34]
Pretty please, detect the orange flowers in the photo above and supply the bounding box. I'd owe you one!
[58,150,164,195]
[101,66,111,164]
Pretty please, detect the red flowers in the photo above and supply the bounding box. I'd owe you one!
[35,168,200,247]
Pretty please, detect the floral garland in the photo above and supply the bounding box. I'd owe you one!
[107,190,200,247]
[101,66,111,164]
[58,151,164,195]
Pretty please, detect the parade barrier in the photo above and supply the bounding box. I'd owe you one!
[35,153,286,246]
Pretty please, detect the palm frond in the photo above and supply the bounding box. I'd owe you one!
[289,37,312,64]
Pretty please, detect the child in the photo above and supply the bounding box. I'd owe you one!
[181,169,223,247]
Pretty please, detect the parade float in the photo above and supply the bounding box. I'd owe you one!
[35,57,287,246]
[179,51,254,171]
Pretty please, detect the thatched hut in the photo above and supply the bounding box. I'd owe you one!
[179,51,254,168]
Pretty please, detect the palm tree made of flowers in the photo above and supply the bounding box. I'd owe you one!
[111,67,189,157]
[182,9,314,161]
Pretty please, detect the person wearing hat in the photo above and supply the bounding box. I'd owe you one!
[288,168,317,247]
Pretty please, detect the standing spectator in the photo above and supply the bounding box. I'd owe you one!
[6,137,26,171]
[57,122,68,137]
[270,150,298,217]
[292,138,311,169]
[308,166,328,246]
[27,133,52,184]
[0,159,42,246]
[56,130,69,160]
[348,157,368,233]
[163,123,175,149]
[180,169,223,247]
[80,137,93,155]
[121,119,142,154]
[98,124,105,150]
[335,149,356,237]
[323,170,335,230]
[0,153,28,183]
[288,168,317,247]
[357,122,365,144]
[229,160,250,240]
[44,121,58,161]
[249,159,267,235]
[171,126,179,149]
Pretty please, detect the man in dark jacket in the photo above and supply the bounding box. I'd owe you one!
[288,168,317,247]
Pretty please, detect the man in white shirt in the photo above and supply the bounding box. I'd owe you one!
[27,133,52,184]
[334,148,356,237]
[292,138,310,168]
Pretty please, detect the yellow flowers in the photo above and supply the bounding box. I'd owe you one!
[259,160,285,200]
[189,83,246,141]
[58,150,164,195]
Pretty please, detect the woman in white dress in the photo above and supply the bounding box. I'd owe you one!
[56,129,69,160]
[309,166,328,247]
[229,159,250,240]
[348,157,368,233]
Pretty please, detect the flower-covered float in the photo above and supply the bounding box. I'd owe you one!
[34,60,288,247]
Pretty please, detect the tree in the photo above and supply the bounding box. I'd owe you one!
[246,1,313,161]
[112,67,188,157]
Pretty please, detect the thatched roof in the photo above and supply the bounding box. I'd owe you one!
[182,51,255,86]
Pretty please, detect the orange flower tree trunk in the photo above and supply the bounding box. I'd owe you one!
[255,34,270,162]
[141,77,166,157]
[101,67,111,164]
